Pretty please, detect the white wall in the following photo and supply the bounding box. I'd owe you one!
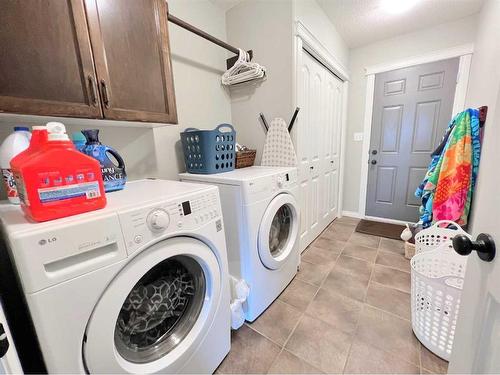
[342,15,479,214]
[0,0,231,193]
[225,0,349,162]
[293,0,349,68]
[465,0,500,231]
[226,0,294,162]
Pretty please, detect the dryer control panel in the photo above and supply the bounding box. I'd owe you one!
[118,190,221,254]
[243,168,298,202]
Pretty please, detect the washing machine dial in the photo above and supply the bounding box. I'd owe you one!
[277,176,284,188]
[147,209,170,231]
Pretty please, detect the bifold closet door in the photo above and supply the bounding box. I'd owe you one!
[297,49,343,252]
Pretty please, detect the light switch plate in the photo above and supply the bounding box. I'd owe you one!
[353,132,364,141]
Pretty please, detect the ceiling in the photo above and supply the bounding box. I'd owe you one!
[317,0,484,48]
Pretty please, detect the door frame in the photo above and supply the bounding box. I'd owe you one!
[292,21,350,239]
[356,43,474,225]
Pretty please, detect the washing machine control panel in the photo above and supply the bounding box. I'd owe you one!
[118,190,221,254]
[271,169,298,191]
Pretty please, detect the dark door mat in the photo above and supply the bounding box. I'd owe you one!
[355,219,405,240]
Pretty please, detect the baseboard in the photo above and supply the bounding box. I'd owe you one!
[364,215,413,226]
[340,210,363,219]
[341,211,414,226]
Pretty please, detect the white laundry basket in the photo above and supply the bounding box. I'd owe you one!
[411,243,467,361]
[414,220,470,255]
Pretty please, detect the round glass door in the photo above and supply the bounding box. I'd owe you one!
[115,256,206,363]
[269,205,293,258]
[83,237,221,374]
[258,194,299,270]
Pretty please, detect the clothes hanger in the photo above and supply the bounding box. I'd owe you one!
[222,49,266,86]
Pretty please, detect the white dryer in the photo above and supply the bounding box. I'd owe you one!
[0,179,230,374]
[181,167,300,322]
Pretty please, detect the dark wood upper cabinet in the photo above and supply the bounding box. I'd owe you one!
[0,0,102,118]
[85,0,177,123]
[0,0,177,124]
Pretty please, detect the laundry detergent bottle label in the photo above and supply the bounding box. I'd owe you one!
[81,129,127,192]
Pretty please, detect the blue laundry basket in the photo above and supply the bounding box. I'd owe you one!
[180,124,236,174]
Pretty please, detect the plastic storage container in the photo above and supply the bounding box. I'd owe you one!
[411,243,467,361]
[0,127,31,204]
[11,126,48,168]
[81,129,127,192]
[180,124,236,174]
[12,122,106,222]
[414,220,470,255]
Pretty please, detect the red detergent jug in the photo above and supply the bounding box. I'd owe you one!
[12,122,106,222]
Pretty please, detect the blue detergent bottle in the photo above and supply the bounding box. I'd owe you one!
[81,129,127,192]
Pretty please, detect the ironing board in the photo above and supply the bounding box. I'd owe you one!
[261,118,297,167]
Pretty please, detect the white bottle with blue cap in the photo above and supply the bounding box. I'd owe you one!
[0,126,31,203]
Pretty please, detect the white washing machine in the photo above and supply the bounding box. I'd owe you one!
[0,179,230,374]
[180,167,300,322]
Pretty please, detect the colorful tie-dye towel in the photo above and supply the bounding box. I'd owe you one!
[417,108,481,226]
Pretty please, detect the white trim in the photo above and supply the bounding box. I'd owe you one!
[364,215,414,226]
[358,74,375,217]
[338,82,349,216]
[365,43,474,75]
[341,210,363,219]
[294,21,350,81]
[341,210,414,226]
[452,54,473,116]
[358,49,473,219]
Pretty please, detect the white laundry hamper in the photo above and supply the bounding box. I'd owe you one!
[414,220,470,255]
[411,242,468,361]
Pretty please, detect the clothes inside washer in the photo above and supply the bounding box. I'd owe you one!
[269,205,292,257]
[116,265,195,350]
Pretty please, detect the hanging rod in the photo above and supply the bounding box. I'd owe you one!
[167,12,252,69]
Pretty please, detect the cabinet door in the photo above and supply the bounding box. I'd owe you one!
[0,0,102,118]
[85,0,178,123]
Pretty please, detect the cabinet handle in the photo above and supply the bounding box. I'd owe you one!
[87,75,98,107]
[100,80,110,108]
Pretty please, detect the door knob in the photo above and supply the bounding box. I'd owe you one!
[371,150,378,155]
[0,323,9,358]
[371,160,377,165]
[452,233,496,262]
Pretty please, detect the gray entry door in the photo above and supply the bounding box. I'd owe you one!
[366,58,459,222]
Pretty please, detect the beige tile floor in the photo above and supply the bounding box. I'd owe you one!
[216,217,449,374]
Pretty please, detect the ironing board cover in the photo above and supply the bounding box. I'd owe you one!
[261,118,297,167]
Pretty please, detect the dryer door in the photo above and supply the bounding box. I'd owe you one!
[258,193,299,270]
[83,237,221,374]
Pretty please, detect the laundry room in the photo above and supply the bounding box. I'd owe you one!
[0,0,500,374]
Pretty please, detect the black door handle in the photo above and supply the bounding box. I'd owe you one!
[0,323,9,358]
[371,160,377,165]
[452,233,496,262]
[372,150,378,155]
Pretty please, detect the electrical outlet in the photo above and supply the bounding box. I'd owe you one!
[353,132,363,141]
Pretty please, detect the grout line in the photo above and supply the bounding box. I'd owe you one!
[275,239,344,372]
[340,240,379,374]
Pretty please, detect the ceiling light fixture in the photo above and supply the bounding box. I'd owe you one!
[381,0,419,14]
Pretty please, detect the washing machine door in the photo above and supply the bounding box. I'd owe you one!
[258,193,299,270]
[83,237,221,374]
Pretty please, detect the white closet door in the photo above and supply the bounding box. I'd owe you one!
[297,49,343,252]
[320,70,343,229]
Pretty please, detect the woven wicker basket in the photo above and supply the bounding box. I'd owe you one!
[235,150,256,169]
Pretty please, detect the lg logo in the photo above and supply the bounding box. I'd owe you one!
[38,237,57,246]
